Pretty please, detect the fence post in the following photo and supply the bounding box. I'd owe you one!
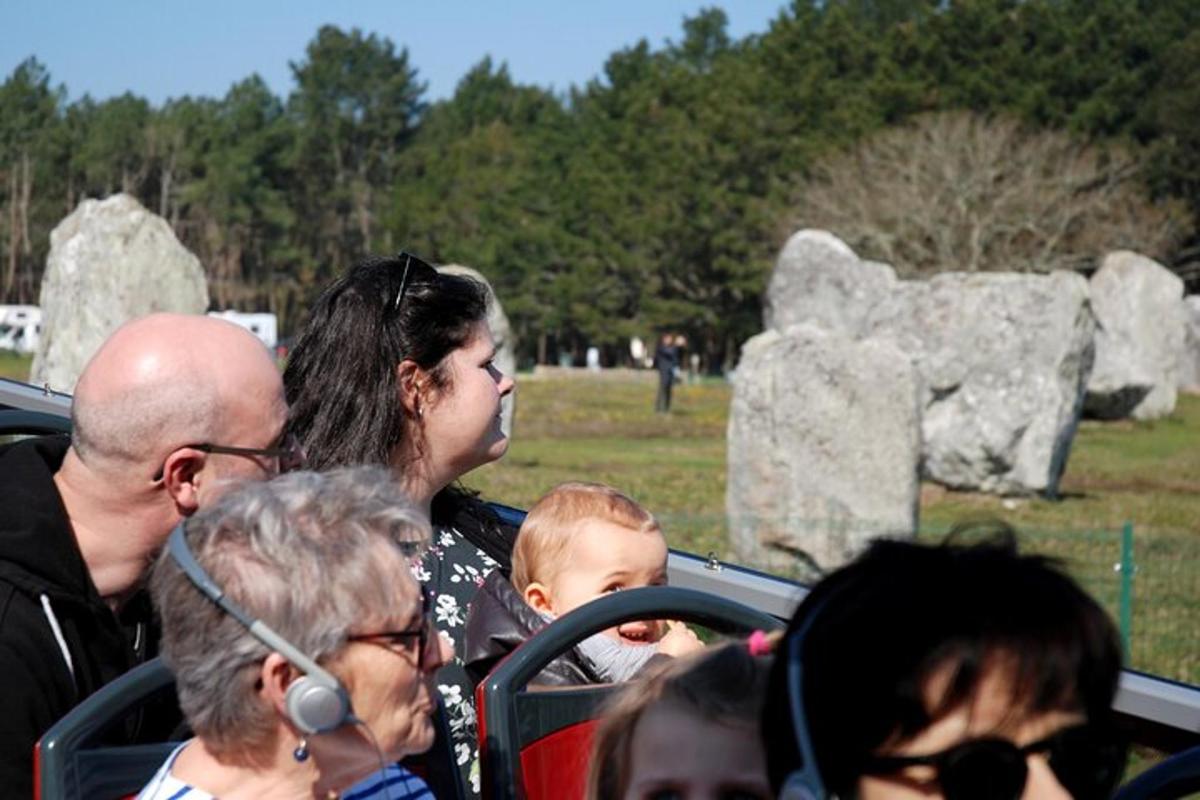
[1119,522,1135,659]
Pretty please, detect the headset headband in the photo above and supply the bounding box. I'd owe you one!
[779,590,828,800]
[166,523,352,733]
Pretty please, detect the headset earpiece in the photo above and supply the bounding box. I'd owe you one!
[284,673,353,735]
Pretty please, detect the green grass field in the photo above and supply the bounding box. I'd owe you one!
[468,375,1200,684]
[0,352,31,382]
[470,376,1200,540]
[4,355,1196,683]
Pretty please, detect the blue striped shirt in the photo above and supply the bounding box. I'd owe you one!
[137,742,434,799]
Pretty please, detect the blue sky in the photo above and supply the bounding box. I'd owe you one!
[2,1,788,105]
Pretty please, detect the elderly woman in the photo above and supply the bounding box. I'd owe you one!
[284,252,516,793]
[137,467,451,799]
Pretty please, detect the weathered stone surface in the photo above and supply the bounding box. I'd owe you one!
[1085,251,1185,420]
[864,271,1094,496]
[764,229,897,336]
[727,324,920,576]
[1180,296,1200,393]
[31,194,208,392]
[438,264,517,437]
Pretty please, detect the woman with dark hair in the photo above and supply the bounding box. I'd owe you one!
[763,530,1127,800]
[284,252,516,795]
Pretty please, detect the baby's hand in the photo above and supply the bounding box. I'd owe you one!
[656,620,704,657]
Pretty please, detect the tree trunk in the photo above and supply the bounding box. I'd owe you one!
[159,158,173,218]
[19,152,33,257]
[4,169,19,301]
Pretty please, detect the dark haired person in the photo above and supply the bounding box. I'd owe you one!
[652,332,679,413]
[283,252,516,796]
[763,531,1127,800]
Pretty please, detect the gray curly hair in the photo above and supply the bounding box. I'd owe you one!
[150,466,430,758]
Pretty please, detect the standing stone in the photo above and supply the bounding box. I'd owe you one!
[1085,251,1185,420]
[438,264,517,437]
[31,194,208,392]
[864,271,1094,496]
[764,229,897,336]
[727,324,921,576]
[1180,296,1200,393]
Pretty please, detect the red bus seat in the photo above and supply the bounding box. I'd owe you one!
[476,586,783,800]
[35,657,465,800]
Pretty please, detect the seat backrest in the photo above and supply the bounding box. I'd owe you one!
[36,656,466,800]
[0,408,71,437]
[477,680,618,800]
[477,586,784,800]
[1114,744,1200,800]
[36,659,179,800]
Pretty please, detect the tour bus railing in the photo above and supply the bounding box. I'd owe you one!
[0,376,71,416]
[2,376,1198,753]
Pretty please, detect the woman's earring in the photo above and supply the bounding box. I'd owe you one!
[293,737,310,762]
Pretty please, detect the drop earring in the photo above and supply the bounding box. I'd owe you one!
[293,736,310,762]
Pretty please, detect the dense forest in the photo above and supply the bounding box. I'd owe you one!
[2,0,1199,368]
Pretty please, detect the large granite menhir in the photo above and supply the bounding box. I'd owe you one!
[1085,251,1185,420]
[764,229,896,336]
[32,194,208,392]
[759,230,1095,498]
[728,324,921,577]
[438,264,517,438]
[864,271,1095,496]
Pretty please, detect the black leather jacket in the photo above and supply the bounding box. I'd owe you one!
[462,571,601,689]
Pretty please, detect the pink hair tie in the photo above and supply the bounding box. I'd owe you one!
[747,629,772,657]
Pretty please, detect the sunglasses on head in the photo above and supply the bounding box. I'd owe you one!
[389,251,438,315]
[861,723,1127,800]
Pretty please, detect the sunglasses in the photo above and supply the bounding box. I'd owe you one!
[390,251,438,314]
[861,723,1126,800]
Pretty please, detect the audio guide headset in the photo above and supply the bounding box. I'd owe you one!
[167,523,356,735]
[778,591,829,800]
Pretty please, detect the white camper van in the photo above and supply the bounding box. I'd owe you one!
[0,306,42,354]
[206,310,278,350]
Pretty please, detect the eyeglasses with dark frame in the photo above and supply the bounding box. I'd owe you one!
[151,432,306,482]
[346,593,437,670]
[861,723,1126,800]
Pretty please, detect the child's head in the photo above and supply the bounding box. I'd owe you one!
[513,482,668,642]
[588,643,772,800]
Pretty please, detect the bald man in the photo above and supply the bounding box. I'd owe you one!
[0,313,294,797]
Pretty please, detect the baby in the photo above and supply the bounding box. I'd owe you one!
[463,481,702,686]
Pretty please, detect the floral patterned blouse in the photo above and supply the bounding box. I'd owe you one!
[416,519,505,798]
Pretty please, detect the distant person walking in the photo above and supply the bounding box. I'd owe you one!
[653,332,680,413]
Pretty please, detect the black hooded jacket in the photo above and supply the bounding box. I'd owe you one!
[0,436,160,798]
[462,571,601,689]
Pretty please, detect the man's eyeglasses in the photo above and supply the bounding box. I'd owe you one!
[152,432,307,481]
[390,251,438,315]
[861,723,1126,800]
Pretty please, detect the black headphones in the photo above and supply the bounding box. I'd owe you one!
[167,524,356,735]
[778,591,829,800]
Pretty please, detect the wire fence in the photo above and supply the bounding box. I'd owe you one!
[659,513,1200,687]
